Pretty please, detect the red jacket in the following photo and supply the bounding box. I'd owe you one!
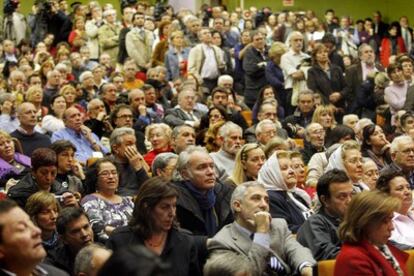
[334,240,409,276]
[380,37,407,68]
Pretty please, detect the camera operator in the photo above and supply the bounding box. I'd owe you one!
[29,0,72,48]
[3,0,28,45]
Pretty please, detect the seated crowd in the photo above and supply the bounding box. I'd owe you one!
[2,0,414,275]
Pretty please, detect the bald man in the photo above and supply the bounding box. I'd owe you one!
[51,107,109,164]
[11,102,51,157]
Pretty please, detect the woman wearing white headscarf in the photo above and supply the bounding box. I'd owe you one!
[258,151,312,233]
[325,140,370,192]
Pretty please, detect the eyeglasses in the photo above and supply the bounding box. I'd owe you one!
[117,114,133,119]
[98,170,118,177]
[399,148,414,155]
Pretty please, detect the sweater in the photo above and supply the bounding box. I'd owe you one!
[11,129,51,157]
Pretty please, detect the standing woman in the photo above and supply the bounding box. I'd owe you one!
[107,177,201,276]
[81,158,134,243]
[307,43,346,114]
[265,42,286,112]
[380,22,406,68]
[335,191,408,276]
[68,16,88,53]
[384,63,409,125]
[151,21,172,67]
[164,31,190,81]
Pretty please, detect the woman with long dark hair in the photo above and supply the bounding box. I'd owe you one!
[107,177,201,276]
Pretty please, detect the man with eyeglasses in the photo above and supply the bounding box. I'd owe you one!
[382,135,414,189]
[255,119,277,147]
[51,107,109,164]
[301,123,326,164]
[245,102,288,143]
[110,104,147,155]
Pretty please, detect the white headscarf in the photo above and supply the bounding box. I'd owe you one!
[258,154,287,191]
[325,145,346,172]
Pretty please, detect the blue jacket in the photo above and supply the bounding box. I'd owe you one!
[165,46,190,81]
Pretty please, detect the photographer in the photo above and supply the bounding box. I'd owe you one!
[29,0,72,48]
[3,0,28,45]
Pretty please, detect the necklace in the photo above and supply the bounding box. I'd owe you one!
[145,233,167,247]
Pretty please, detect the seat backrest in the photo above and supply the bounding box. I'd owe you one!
[406,249,414,276]
[317,259,336,276]
[241,111,253,127]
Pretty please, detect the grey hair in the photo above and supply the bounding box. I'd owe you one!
[152,152,178,176]
[298,89,314,100]
[46,69,60,80]
[55,63,67,72]
[343,114,359,125]
[74,244,111,275]
[176,145,209,174]
[0,93,15,105]
[204,252,252,276]
[128,88,144,103]
[79,71,93,83]
[172,125,194,140]
[87,98,104,111]
[255,119,275,136]
[230,181,265,215]
[217,75,233,85]
[305,122,323,140]
[217,121,242,138]
[391,135,414,154]
[358,43,373,58]
[9,70,25,80]
[109,127,135,146]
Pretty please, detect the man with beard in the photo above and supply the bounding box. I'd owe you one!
[210,122,243,180]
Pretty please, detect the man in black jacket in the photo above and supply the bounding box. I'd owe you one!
[109,127,149,196]
[173,146,234,237]
[7,148,77,208]
[297,169,353,261]
[46,207,94,274]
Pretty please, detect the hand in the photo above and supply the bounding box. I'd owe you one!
[329,92,342,103]
[71,161,85,180]
[96,111,106,121]
[192,120,200,128]
[61,192,78,207]
[5,178,18,192]
[125,145,144,171]
[292,71,305,81]
[138,105,147,116]
[300,266,313,276]
[254,211,271,233]
[80,125,94,143]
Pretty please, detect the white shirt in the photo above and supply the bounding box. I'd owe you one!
[280,49,310,89]
[391,211,414,247]
[200,44,219,79]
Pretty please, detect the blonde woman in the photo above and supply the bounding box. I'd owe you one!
[143,123,173,167]
[225,143,266,187]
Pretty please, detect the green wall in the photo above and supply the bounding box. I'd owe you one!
[4,0,414,26]
[229,0,414,25]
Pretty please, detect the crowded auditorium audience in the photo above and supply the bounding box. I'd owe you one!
[3,0,414,275]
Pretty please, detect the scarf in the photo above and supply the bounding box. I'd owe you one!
[184,181,217,236]
[258,154,287,191]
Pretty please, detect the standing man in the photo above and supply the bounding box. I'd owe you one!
[125,12,153,72]
[188,27,225,93]
[280,31,310,115]
[208,182,315,275]
[243,31,268,108]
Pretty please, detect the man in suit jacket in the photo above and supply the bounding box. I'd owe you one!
[125,12,154,72]
[208,182,316,276]
[164,89,203,128]
[344,44,384,114]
